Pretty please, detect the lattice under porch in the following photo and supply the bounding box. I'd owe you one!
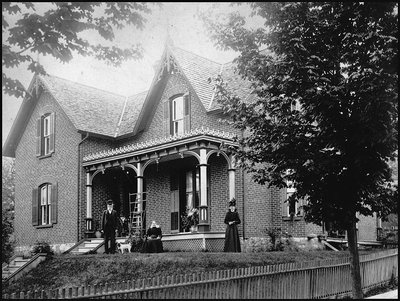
[162,232,225,252]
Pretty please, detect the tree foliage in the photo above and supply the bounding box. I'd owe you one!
[203,3,397,298]
[203,2,398,227]
[2,2,157,99]
[2,158,15,263]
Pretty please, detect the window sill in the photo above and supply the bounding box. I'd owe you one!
[37,153,53,160]
[35,224,53,229]
[282,216,303,222]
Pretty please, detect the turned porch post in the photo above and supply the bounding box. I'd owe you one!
[136,162,144,213]
[228,155,236,201]
[85,171,93,234]
[198,148,210,232]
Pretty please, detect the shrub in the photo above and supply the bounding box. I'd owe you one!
[32,241,54,256]
[243,237,273,252]
[2,210,15,263]
[265,227,291,251]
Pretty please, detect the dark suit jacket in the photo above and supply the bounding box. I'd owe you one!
[101,209,119,233]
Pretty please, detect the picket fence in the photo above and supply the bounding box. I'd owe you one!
[2,248,397,299]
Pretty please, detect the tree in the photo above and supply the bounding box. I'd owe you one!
[203,2,398,298]
[2,2,157,99]
[2,158,15,263]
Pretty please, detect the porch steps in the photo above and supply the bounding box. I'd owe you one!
[69,238,104,255]
[2,256,32,280]
[2,253,48,283]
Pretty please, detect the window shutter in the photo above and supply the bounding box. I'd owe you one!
[163,100,170,137]
[281,188,288,217]
[49,112,55,154]
[170,190,179,231]
[36,118,42,156]
[32,188,39,226]
[51,182,58,224]
[183,93,191,133]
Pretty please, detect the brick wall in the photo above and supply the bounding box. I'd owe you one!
[14,91,80,248]
[243,171,272,238]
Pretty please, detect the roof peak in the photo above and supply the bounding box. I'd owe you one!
[169,45,227,66]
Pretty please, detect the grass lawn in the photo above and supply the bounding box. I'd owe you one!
[1,249,381,295]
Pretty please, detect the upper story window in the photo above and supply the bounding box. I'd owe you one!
[172,96,184,135]
[36,112,55,157]
[163,93,191,137]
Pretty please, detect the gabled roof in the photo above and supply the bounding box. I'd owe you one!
[169,46,254,112]
[169,46,222,110]
[40,75,128,137]
[3,44,255,158]
[2,74,148,157]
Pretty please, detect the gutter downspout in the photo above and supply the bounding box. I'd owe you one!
[77,132,89,241]
[241,129,245,239]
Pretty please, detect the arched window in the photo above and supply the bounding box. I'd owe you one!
[172,96,184,135]
[36,112,55,157]
[40,183,52,225]
[32,182,58,227]
[163,93,191,137]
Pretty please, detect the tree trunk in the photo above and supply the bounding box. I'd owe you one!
[346,220,363,299]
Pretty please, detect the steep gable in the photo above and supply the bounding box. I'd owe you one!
[170,46,222,110]
[40,75,126,137]
[3,75,147,157]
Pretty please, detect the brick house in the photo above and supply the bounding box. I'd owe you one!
[3,44,380,253]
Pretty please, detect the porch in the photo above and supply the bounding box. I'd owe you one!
[81,128,238,241]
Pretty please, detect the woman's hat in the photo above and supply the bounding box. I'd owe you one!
[229,198,236,207]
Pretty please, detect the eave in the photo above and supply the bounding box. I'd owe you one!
[82,127,238,170]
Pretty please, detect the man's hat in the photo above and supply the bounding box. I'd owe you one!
[106,199,114,205]
[229,198,236,207]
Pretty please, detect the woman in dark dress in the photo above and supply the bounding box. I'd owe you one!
[224,198,241,252]
[143,220,163,253]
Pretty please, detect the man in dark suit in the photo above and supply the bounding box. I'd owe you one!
[101,199,119,254]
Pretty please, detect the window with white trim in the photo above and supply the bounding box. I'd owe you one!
[163,93,191,137]
[36,112,55,157]
[32,182,58,226]
[172,96,184,135]
[282,179,304,218]
[40,184,52,225]
[43,115,51,155]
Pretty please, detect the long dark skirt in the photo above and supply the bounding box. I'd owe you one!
[142,238,163,253]
[224,224,241,252]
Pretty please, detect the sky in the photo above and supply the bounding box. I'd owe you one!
[2,2,258,147]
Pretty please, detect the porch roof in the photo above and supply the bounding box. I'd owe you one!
[82,127,238,168]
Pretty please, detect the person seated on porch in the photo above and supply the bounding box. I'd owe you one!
[143,221,163,253]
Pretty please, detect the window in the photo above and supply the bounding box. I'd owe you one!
[32,182,58,226]
[36,112,55,157]
[40,184,52,225]
[173,96,184,135]
[163,93,191,137]
[282,179,304,218]
[185,169,200,210]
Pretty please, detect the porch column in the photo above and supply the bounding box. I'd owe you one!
[198,148,210,232]
[228,168,236,201]
[85,171,93,235]
[136,162,144,213]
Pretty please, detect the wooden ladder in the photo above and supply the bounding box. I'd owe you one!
[129,193,146,238]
